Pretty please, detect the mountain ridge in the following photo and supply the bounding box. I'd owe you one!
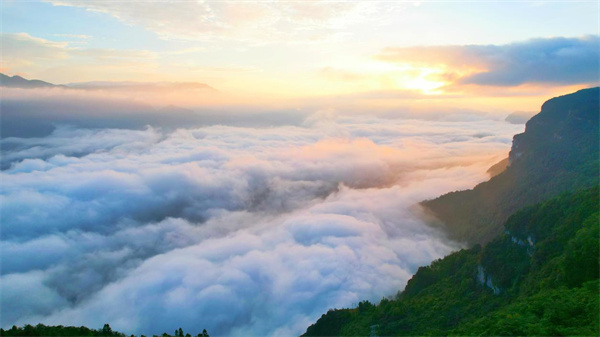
[423,87,599,245]
[0,73,63,89]
[0,73,215,92]
[302,87,600,336]
[303,185,599,336]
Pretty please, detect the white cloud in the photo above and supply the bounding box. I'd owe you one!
[1,114,523,336]
[1,33,69,69]
[53,34,92,39]
[45,1,408,43]
[0,33,158,81]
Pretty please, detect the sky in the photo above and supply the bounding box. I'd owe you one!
[1,0,598,111]
[0,1,599,336]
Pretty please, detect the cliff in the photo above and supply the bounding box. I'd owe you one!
[422,87,599,245]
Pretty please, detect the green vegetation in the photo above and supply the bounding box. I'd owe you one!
[0,324,209,337]
[423,87,599,245]
[0,324,123,337]
[303,186,599,336]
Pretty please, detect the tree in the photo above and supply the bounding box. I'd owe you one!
[102,324,113,336]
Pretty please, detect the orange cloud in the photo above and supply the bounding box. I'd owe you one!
[376,36,599,88]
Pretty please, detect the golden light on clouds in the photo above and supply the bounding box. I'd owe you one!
[390,65,448,95]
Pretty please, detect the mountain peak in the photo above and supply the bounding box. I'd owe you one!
[0,73,59,89]
[423,87,599,245]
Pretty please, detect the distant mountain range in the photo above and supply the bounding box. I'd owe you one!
[303,87,600,336]
[0,73,215,91]
[0,73,218,141]
[0,73,64,89]
[66,80,216,91]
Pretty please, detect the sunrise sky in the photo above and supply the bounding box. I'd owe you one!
[2,0,598,111]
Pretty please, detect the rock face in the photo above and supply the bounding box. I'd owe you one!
[510,87,599,164]
[423,87,599,245]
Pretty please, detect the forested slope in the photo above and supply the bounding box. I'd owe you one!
[304,186,599,336]
[423,87,599,245]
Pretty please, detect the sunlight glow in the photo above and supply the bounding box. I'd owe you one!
[391,65,447,95]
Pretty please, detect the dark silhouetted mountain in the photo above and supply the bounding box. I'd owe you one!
[0,73,63,89]
[303,186,599,336]
[423,87,599,245]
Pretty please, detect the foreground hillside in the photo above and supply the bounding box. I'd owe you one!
[424,87,599,245]
[303,186,599,336]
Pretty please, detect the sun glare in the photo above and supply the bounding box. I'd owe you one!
[393,65,447,95]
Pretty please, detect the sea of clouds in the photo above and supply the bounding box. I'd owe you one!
[0,111,523,336]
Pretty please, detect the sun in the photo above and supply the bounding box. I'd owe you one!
[396,65,447,95]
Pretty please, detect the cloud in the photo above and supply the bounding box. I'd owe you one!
[319,67,367,82]
[53,34,92,40]
[71,48,156,61]
[337,89,445,100]
[0,33,69,68]
[377,36,600,86]
[66,81,216,92]
[44,1,408,43]
[0,90,310,140]
[0,33,159,81]
[0,33,155,65]
[0,113,523,336]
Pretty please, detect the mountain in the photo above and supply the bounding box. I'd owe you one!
[303,186,599,336]
[67,81,216,92]
[423,87,599,245]
[505,110,536,124]
[0,73,61,89]
[0,73,216,140]
[0,73,216,92]
[303,87,600,336]
[486,157,509,178]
